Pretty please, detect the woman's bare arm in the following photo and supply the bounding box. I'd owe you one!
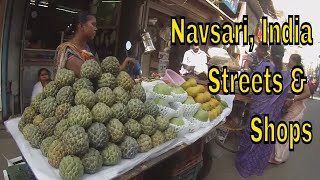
[120,57,136,71]
[295,83,311,101]
[65,56,84,78]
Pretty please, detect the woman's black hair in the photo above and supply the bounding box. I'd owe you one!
[290,54,303,67]
[66,11,94,36]
[38,68,51,78]
[270,44,285,72]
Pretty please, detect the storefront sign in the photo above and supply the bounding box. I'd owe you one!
[222,0,239,14]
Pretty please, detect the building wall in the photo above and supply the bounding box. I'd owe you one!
[246,5,259,35]
[2,0,27,118]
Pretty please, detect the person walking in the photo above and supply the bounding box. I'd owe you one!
[308,77,316,99]
[235,44,291,178]
[269,54,311,164]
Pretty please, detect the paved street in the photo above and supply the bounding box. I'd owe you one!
[204,97,320,180]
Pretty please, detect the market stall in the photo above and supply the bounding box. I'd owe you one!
[4,57,235,180]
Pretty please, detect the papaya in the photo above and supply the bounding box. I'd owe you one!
[195,93,207,103]
[209,109,219,120]
[181,81,192,90]
[196,85,206,93]
[186,87,199,98]
[201,102,213,111]
[187,78,197,87]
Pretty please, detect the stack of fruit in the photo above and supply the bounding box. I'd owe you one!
[18,57,178,180]
[150,83,191,134]
[181,78,228,121]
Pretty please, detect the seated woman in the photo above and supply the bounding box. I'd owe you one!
[31,68,51,100]
[54,11,134,77]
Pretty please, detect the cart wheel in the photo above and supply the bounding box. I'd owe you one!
[214,129,243,153]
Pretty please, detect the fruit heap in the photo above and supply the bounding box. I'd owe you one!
[152,83,188,125]
[19,57,177,180]
[181,78,228,121]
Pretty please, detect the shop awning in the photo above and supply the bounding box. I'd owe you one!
[202,0,236,23]
[243,0,264,20]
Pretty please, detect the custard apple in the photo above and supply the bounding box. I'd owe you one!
[40,136,55,157]
[59,156,84,180]
[28,125,46,149]
[91,103,113,124]
[127,99,145,120]
[87,122,109,150]
[68,105,93,129]
[137,134,153,153]
[22,124,37,141]
[39,117,59,137]
[95,87,115,107]
[101,56,120,76]
[54,119,70,139]
[43,81,58,97]
[55,103,71,120]
[39,97,57,118]
[22,106,37,123]
[108,119,125,143]
[75,88,96,109]
[116,71,135,91]
[124,119,141,139]
[156,115,170,131]
[81,148,103,174]
[31,93,45,112]
[101,143,122,166]
[113,87,130,105]
[56,86,74,105]
[98,73,117,89]
[120,136,139,159]
[80,60,102,79]
[111,103,128,124]
[144,101,159,118]
[164,126,177,141]
[18,118,28,132]
[140,115,157,136]
[62,125,89,156]
[48,139,68,168]
[151,130,165,147]
[73,78,94,93]
[55,68,75,88]
[130,84,146,102]
[33,114,44,126]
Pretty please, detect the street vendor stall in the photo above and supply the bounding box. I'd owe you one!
[5,64,234,180]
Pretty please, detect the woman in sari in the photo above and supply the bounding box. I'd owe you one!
[235,44,292,178]
[54,11,134,77]
[269,54,311,164]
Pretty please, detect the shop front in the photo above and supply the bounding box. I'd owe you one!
[0,0,140,119]
[138,0,236,77]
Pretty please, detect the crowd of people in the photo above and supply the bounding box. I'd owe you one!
[28,11,313,179]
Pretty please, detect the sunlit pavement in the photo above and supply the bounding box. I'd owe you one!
[204,96,320,180]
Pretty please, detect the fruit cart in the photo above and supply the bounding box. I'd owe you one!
[4,82,233,180]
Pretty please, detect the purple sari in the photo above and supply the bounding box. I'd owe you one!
[235,60,291,178]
